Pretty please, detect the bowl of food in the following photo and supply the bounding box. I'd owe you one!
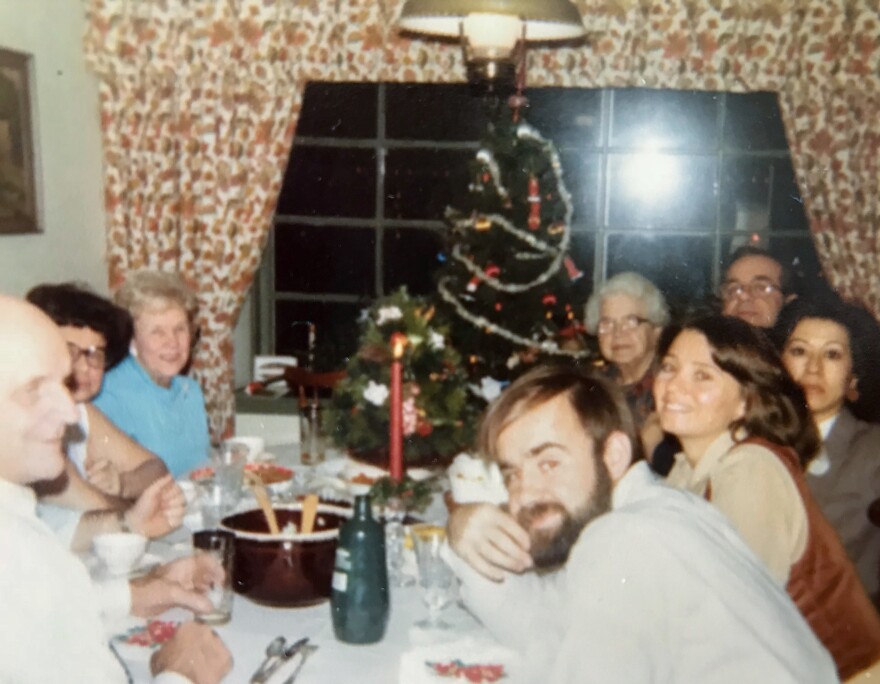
[220,502,350,607]
[93,532,148,576]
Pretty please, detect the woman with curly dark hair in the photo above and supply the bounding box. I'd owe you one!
[26,282,168,500]
[775,292,880,603]
[654,315,880,680]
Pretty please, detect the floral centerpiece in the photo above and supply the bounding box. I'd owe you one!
[325,288,476,467]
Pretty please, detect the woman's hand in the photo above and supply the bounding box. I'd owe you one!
[85,456,123,497]
[124,475,186,538]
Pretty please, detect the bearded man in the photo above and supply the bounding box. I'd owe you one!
[446,364,837,683]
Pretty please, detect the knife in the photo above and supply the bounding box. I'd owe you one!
[281,644,319,684]
[251,638,309,684]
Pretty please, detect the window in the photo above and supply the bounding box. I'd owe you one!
[257,84,817,367]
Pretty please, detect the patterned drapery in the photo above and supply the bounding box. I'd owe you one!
[83,0,879,433]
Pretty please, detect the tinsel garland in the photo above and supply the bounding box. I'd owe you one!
[442,122,587,358]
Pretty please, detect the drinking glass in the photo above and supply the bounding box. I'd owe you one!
[200,443,246,528]
[384,497,415,588]
[192,530,235,625]
[413,527,456,630]
[300,402,326,465]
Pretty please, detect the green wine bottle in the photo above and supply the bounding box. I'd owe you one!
[331,494,389,643]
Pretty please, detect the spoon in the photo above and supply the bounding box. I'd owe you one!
[249,635,286,684]
[245,471,281,535]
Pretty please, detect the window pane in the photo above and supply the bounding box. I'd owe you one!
[275,300,364,371]
[724,92,788,151]
[720,156,808,233]
[297,82,377,138]
[277,146,376,217]
[385,148,475,220]
[611,89,719,150]
[386,84,489,141]
[607,233,714,314]
[607,154,716,228]
[527,88,602,148]
[383,227,444,295]
[719,235,825,297]
[274,225,375,296]
[559,151,600,228]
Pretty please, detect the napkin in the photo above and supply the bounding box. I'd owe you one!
[399,635,523,684]
[447,453,508,506]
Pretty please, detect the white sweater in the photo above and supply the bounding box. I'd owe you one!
[447,462,839,683]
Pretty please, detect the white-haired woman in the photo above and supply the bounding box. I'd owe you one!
[94,270,209,478]
[585,272,670,463]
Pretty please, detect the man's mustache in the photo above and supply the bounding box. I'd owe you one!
[517,502,567,528]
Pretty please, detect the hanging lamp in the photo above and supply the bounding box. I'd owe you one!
[398,0,585,84]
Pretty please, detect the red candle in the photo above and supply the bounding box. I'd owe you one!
[389,333,407,482]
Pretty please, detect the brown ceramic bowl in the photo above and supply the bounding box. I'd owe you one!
[220,503,351,608]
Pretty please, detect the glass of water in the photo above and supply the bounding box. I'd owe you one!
[413,526,456,630]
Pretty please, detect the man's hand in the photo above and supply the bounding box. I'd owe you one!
[447,503,533,582]
[124,475,185,538]
[85,456,123,497]
[130,555,222,617]
[150,621,232,684]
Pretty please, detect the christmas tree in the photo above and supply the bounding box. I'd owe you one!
[436,101,591,396]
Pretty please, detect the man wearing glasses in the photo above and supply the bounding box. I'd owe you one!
[720,246,796,328]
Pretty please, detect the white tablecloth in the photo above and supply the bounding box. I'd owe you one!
[118,575,487,683]
[110,446,510,683]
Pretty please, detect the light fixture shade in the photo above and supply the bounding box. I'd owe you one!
[398,0,585,42]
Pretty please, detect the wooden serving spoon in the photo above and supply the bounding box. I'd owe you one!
[244,471,281,535]
[300,494,319,535]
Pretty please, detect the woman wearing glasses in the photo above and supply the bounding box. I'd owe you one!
[776,293,880,605]
[26,282,169,499]
[655,315,880,679]
[584,272,670,467]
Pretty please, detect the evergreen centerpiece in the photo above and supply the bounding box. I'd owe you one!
[437,101,592,393]
[325,288,475,467]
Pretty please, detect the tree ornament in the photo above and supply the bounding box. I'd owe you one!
[563,256,584,281]
[548,222,565,236]
[527,176,541,231]
[541,293,557,307]
[474,217,492,231]
[484,264,501,279]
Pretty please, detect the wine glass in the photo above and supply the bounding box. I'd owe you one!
[384,497,415,588]
[413,527,456,630]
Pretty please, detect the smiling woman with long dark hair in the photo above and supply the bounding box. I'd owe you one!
[654,315,880,680]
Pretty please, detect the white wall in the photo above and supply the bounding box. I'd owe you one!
[0,1,254,377]
[0,0,107,295]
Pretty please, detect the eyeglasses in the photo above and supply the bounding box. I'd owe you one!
[67,342,107,369]
[596,315,651,336]
[720,280,782,301]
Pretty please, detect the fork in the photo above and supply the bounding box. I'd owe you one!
[281,644,319,684]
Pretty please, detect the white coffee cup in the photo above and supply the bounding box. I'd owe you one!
[225,436,265,462]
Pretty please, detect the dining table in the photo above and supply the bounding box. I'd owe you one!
[95,444,518,684]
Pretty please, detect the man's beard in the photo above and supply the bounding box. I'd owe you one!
[516,460,613,569]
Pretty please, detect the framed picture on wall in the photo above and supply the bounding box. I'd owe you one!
[0,48,40,234]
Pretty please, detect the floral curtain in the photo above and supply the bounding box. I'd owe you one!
[84,0,879,433]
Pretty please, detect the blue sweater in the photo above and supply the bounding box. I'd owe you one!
[94,355,210,478]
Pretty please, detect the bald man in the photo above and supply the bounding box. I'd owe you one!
[0,295,231,684]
